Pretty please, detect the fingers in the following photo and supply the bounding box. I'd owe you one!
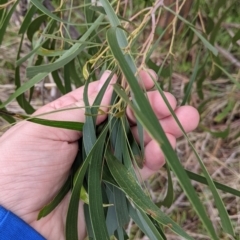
[36,70,117,118]
[127,68,200,181]
[30,71,117,142]
[137,107,199,181]
[144,133,176,170]
[156,106,200,138]
[127,69,178,123]
[127,90,177,123]
[137,133,176,181]
[131,106,200,144]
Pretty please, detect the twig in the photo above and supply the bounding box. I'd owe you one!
[222,22,240,29]
[215,44,240,68]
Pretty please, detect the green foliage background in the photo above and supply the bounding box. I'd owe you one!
[0,0,240,239]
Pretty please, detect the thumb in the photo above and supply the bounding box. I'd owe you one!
[30,71,117,141]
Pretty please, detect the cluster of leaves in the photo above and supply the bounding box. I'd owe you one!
[0,0,240,239]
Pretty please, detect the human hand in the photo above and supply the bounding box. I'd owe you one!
[0,70,199,240]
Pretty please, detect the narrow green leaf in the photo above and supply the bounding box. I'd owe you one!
[91,68,117,123]
[151,80,235,236]
[0,115,15,124]
[30,0,73,24]
[100,0,146,171]
[181,51,200,105]
[85,0,95,24]
[106,186,119,235]
[103,157,240,200]
[210,55,223,80]
[89,5,131,24]
[51,70,66,94]
[89,5,106,15]
[0,0,19,45]
[214,100,235,122]
[0,101,16,124]
[115,227,126,240]
[17,19,55,66]
[64,61,72,93]
[15,34,35,114]
[27,44,85,78]
[16,42,44,67]
[36,47,66,57]
[82,79,97,153]
[84,204,94,239]
[0,72,48,108]
[88,142,109,240]
[196,74,205,100]
[66,157,89,240]
[163,6,218,56]
[103,159,240,199]
[107,117,130,230]
[112,82,218,239]
[38,176,71,219]
[186,170,240,197]
[39,34,99,45]
[0,0,7,22]
[146,59,171,79]
[196,56,208,100]
[128,203,165,240]
[27,118,84,131]
[0,110,84,130]
[68,59,82,88]
[27,15,104,78]
[214,63,240,89]
[99,0,135,72]
[99,1,146,170]
[156,164,174,208]
[113,187,129,227]
[190,27,218,56]
[19,5,37,34]
[136,120,144,167]
[201,126,230,139]
[65,125,109,240]
[27,14,47,42]
[99,0,121,29]
[121,118,139,174]
[106,150,193,240]
[108,27,219,239]
[83,77,109,240]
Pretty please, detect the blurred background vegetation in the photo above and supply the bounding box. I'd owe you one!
[0,0,240,239]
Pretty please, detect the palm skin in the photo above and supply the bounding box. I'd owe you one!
[0,70,199,240]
